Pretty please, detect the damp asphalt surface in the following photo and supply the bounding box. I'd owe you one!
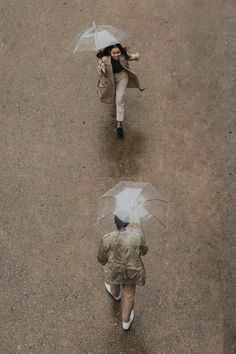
[0,1,235,353]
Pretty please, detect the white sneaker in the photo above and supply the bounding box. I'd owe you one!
[104,283,121,301]
[122,310,134,330]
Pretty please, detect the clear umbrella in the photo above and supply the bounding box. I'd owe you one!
[97,181,169,238]
[67,22,130,53]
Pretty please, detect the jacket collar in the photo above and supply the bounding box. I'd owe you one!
[103,55,127,66]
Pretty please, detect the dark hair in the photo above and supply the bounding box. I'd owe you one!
[114,215,129,230]
[96,43,129,60]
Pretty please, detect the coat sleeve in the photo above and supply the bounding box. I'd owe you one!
[97,238,108,265]
[138,230,148,256]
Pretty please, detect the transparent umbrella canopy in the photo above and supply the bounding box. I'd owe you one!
[97,181,169,236]
[67,22,131,53]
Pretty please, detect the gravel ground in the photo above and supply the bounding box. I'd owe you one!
[0,1,235,353]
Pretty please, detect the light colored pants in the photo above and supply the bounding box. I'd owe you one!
[114,71,129,122]
[111,284,136,322]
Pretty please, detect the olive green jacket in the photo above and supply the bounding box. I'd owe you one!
[97,53,144,104]
[97,227,148,286]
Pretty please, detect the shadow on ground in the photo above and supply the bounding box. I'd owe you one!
[98,119,147,177]
[102,300,149,354]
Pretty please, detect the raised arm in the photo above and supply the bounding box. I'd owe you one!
[127,52,140,61]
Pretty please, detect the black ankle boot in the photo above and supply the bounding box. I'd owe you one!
[117,127,124,138]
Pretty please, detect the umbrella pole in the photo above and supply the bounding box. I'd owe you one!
[93,22,100,50]
[131,202,135,224]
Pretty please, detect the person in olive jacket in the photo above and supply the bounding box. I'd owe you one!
[97,44,144,138]
[98,210,148,330]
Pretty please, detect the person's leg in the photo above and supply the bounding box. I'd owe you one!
[105,283,121,300]
[121,284,136,322]
[111,284,121,299]
[115,72,128,125]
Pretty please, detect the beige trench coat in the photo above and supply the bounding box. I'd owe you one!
[97,227,148,286]
[97,54,144,104]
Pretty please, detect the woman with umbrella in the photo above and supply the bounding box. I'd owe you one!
[97,44,144,138]
[97,209,148,330]
[67,24,144,138]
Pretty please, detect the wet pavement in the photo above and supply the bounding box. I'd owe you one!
[0,1,235,353]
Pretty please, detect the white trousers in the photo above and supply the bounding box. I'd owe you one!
[114,71,129,122]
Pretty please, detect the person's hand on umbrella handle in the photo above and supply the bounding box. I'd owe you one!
[97,62,106,74]
[139,244,148,256]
